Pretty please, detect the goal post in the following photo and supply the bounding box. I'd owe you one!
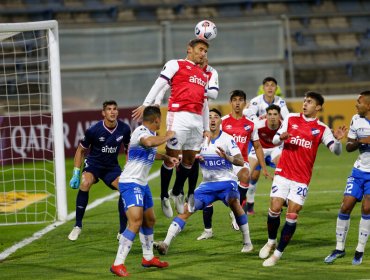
[0,20,67,224]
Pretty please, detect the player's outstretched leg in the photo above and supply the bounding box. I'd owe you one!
[154,217,186,255]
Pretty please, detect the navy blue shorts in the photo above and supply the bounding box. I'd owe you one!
[83,163,121,190]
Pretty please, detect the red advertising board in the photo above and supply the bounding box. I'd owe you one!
[0,108,139,165]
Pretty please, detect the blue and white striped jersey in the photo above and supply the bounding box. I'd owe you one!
[199,131,241,182]
[119,125,157,185]
[348,114,370,172]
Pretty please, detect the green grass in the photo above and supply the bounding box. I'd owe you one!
[1,147,369,279]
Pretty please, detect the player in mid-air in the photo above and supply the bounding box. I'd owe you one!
[110,106,178,277]
[246,104,283,215]
[243,77,289,214]
[197,90,271,240]
[132,39,213,219]
[259,91,347,267]
[324,91,370,265]
[68,100,131,241]
[154,108,254,255]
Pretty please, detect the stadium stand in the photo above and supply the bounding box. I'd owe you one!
[1,0,370,97]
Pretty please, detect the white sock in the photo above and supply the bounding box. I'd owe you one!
[336,216,350,251]
[139,232,154,261]
[356,217,370,252]
[247,183,256,203]
[164,221,183,246]
[114,235,134,266]
[240,223,252,244]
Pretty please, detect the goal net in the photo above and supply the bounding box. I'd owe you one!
[0,20,66,225]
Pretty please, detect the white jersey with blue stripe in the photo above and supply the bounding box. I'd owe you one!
[119,125,157,185]
[243,94,289,120]
[348,114,370,172]
[199,131,241,182]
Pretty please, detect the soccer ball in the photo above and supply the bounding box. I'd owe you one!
[194,20,217,41]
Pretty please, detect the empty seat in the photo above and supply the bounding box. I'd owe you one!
[313,52,337,64]
[309,18,328,29]
[337,34,359,47]
[266,3,288,14]
[315,34,337,47]
[311,0,336,13]
[328,17,349,28]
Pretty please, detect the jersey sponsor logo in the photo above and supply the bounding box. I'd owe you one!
[99,137,105,141]
[204,158,227,167]
[252,102,257,105]
[226,124,232,130]
[189,75,207,87]
[311,128,320,136]
[186,65,192,70]
[289,136,312,149]
[102,145,118,153]
[233,134,247,143]
[116,135,123,142]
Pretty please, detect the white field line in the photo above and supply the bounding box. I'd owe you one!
[0,170,160,261]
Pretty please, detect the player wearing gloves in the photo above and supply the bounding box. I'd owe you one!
[68,100,131,241]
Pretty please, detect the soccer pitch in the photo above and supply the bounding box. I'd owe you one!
[0,146,369,279]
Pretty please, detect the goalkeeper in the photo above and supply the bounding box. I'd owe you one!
[68,100,131,241]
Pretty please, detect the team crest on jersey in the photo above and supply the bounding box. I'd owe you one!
[116,136,123,142]
[169,137,178,146]
[244,125,251,131]
[99,137,105,142]
[280,100,285,106]
[311,128,320,136]
[292,124,299,130]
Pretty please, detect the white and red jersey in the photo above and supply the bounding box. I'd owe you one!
[202,64,219,100]
[161,59,208,115]
[255,119,281,149]
[275,113,337,185]
[221,114,259,162]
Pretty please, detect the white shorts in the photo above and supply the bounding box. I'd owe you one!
[166,111,203,151]
[270,175,309,206]
[249,146,282,163]
[233,162,250,176]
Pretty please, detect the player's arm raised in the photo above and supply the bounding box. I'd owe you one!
[140,130,175,148]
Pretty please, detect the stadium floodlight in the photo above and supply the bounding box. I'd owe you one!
[0,20,67,225]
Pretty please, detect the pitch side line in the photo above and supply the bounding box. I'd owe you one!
[0,170,160,261]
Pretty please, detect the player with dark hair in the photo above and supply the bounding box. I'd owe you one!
[132,38,213,219]
[68,100,131,241]
[243,77,289,120]
[324,91,370,265]
[260,91,347,266]
[246,104,282,215]
[154,108,253,255]
[197,90,271,240]
[243,77,289,213]
[110,106,178,277]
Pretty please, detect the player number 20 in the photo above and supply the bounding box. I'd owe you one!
[297,187,307,197]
